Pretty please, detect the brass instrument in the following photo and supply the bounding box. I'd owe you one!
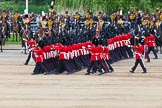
[142,20,148,26]
[129,14,135,20]
[117,19,124,25]
[160,14,162,21]
[74,15,80,20]
[85,13,91,19]
[99,20,104,29]
[149,21,154,27]
[155,21,161,29]
[60,22,65,30]
[84,20,89,26]
[48,20,53,28]
[23,18,30,24]
[14,13,19,21]
[135,11,139,17]
[2,12,7,19]
[41,20,47,28]
[110,14,116,21]
[89,19,94,28]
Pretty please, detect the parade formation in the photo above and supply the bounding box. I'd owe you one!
[0,6,162,75]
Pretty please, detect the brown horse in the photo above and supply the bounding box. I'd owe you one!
[0,26,5,52]
[20,24,33,54]
[12,21,21,42]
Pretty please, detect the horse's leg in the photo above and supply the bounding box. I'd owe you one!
[2,36,6,46]
[13,32,14,42]
[0,41,3,52]
[19,33,21,41]
[8,30,11,38]
[16,32,18,42]
[6,30,10,40]
[160,44,162,54]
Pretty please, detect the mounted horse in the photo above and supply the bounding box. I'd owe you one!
[20,22,33,54]
[0,26,4,52]
[154,20,162,53]
[12,19,21,42]
[0,17,11,44]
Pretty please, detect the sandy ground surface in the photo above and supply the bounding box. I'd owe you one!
[0,45,162,108]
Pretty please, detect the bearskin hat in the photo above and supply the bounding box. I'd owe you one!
[38,40,44,48]
[139,38,145,45]
[92,37,98,46]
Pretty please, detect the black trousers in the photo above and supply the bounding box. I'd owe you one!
[147,47,158,59]
[24,51,31,64]
[33,62,49,74]
[106,60,114,71]
[57,59,73,74]
[87,60,102,74]
[131,59,147,72]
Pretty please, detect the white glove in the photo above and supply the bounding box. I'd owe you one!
[127,45,131,47]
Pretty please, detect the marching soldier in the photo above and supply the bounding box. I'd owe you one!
[129,38,147,73]
[32,44,51,75]
[85,38,103,75]
[147,34,158,60]
[24,38,36,65]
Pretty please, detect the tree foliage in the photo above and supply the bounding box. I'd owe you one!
[1,0,162,14]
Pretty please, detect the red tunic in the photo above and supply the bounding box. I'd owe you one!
[55,45,68,60]
[147,35,155,47]
[132,45,144,59]
[102,47,110,60]
[88,46,102,61]
[25,39,36,48]
[32,48,44,62]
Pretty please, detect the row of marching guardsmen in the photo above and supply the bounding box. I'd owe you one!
[24,33,133,75]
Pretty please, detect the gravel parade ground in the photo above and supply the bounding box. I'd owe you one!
[0,45,162,108]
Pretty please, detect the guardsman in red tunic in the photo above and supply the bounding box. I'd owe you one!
[113,36,123,60]
[32,46,50,75]
[72,43,85,70]
[42,45,54,74]
[85,38,103,75]
[118,35,129,59]
[124,33,133,58]
[102,46,114,72]
[96,38,111,74]
[107,37,120,62]
[24,38,36,65]
[147,34,158,60]
[129,40,147,73]
[54,39,73,74]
